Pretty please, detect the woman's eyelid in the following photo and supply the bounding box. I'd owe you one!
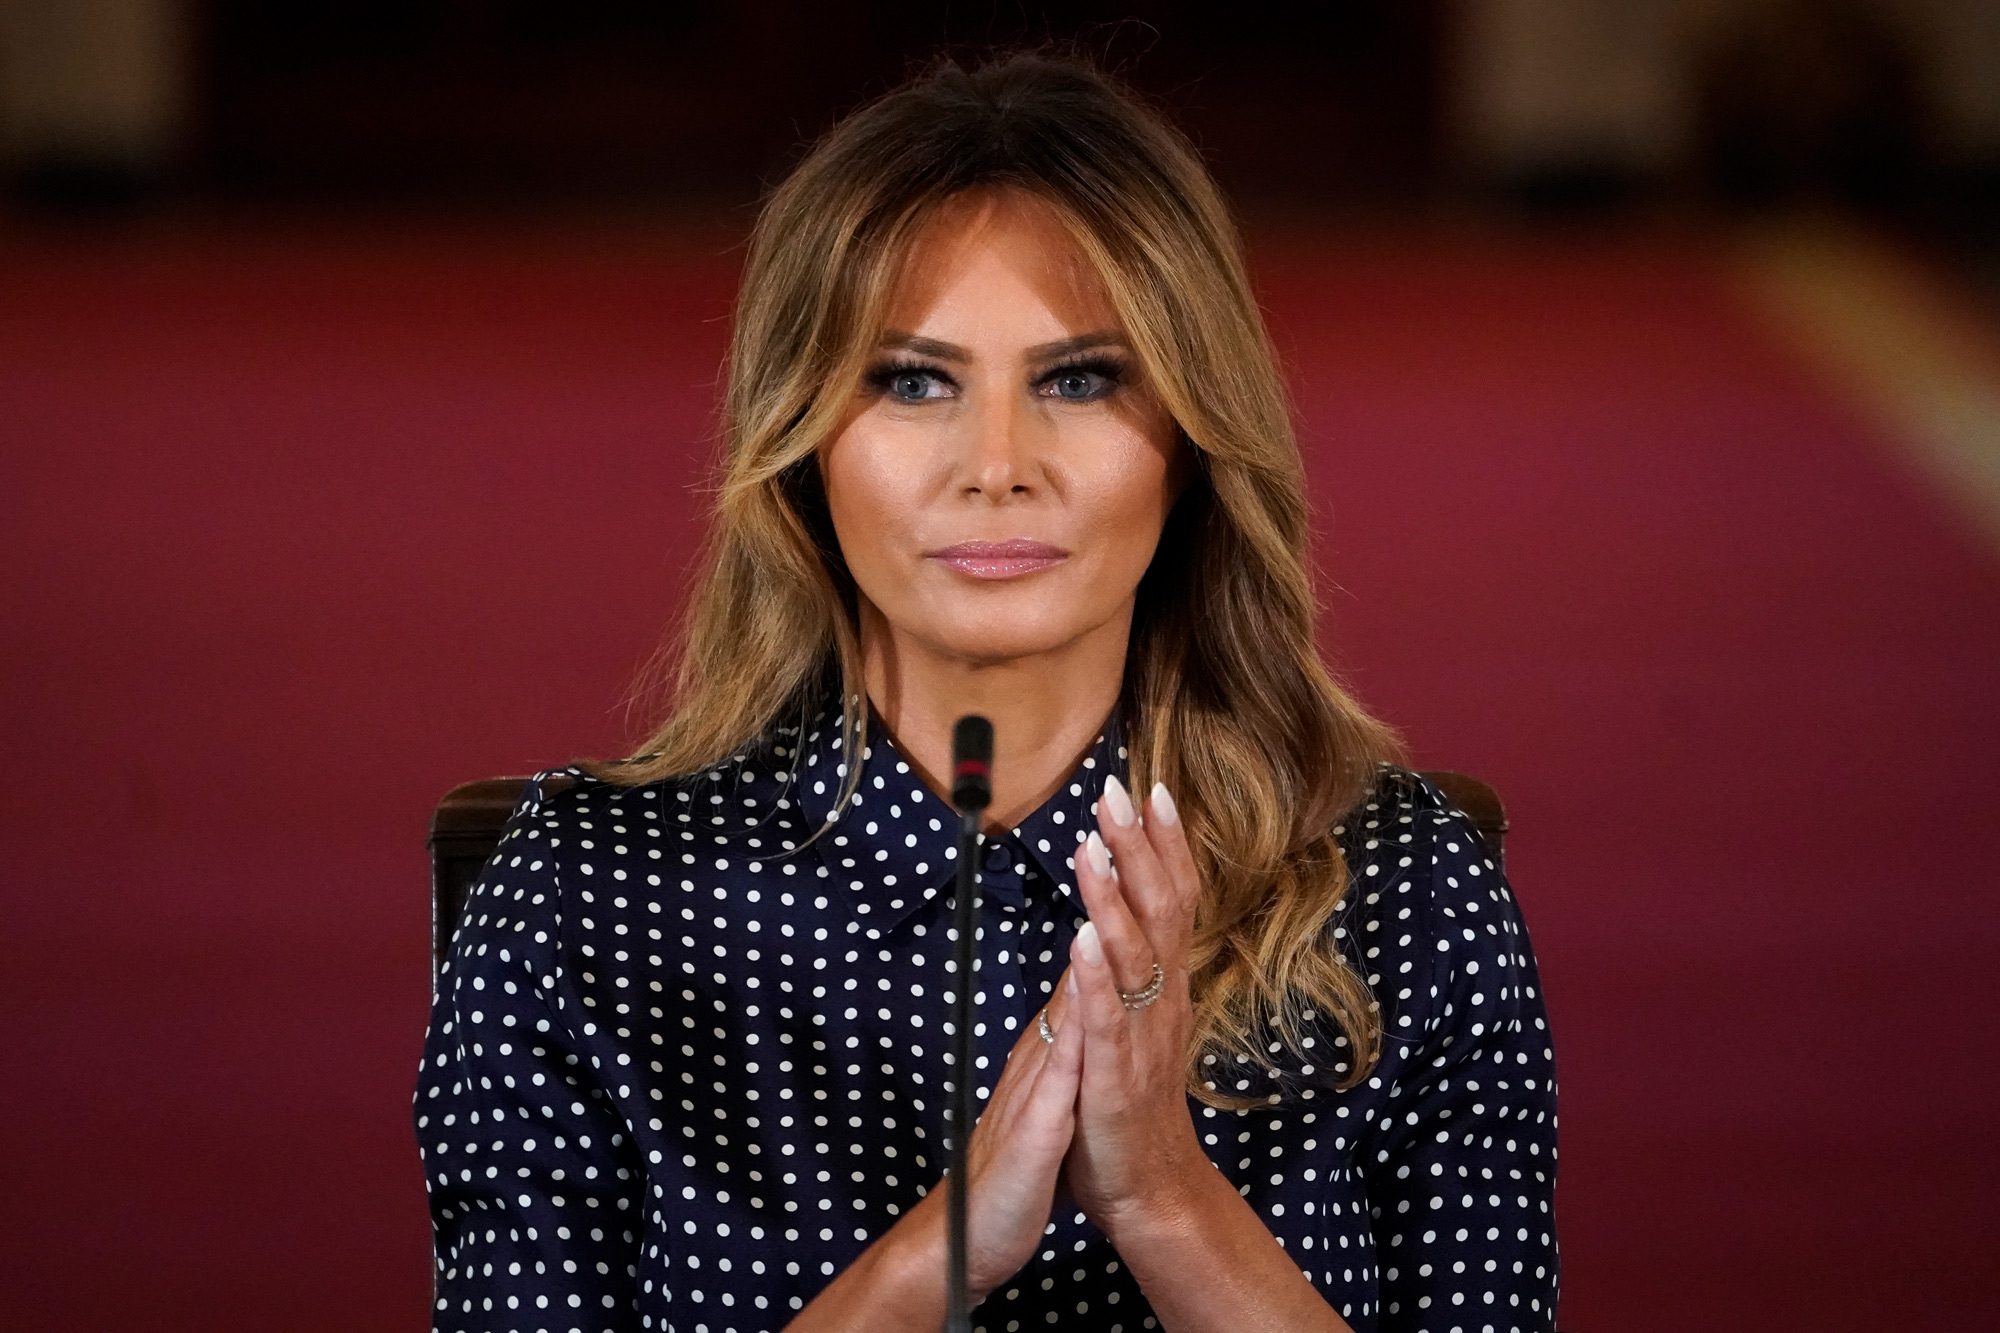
[870,360,959,399]
[1034,356,1127,399]
[1039,350,1128,379]
[1039,350,1127,373]
[869,353,1123,401]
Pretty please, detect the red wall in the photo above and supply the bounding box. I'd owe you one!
[2,220,1994,1330]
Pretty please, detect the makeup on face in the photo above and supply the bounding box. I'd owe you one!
[923,538,1071,580]
[819,188,1179,665]
[863,330,1135,408]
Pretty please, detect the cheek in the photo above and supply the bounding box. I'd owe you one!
[1072,432,1176,572]
[821,426,918,571]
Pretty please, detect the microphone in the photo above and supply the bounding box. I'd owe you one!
[951,716,993,812]
[945,715,991,1333]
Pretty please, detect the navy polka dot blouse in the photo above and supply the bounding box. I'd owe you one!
[416,703,1560,1332]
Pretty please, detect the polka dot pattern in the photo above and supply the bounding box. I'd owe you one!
[416,703,1561,1330]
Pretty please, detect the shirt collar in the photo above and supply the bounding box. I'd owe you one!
[790,698,1128,938]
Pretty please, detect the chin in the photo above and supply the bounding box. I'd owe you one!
[924,608,1106,665]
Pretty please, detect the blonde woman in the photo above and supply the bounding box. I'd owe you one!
[418,52,1559,1333]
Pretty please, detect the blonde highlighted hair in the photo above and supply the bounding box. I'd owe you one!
[601,50,1406,1106]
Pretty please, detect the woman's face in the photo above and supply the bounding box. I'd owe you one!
[820,188,1182,670]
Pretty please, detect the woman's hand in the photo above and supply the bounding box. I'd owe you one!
[939,983,1087,1300]
[1054,778,1354,1333]
[798,778,1349,1333]
[1059,775,1211,1231]
[787,979,1083,1330]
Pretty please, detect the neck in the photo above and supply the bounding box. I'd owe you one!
[858,601,1129,833]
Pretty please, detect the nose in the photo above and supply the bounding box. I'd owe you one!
[957,382,1042,499]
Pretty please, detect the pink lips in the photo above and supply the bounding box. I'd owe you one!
[925,538,1070,579]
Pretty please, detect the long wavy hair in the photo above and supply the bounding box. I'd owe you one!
[599,50,1407,1107]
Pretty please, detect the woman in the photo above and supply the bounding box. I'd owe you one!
[417,52,1559,1333]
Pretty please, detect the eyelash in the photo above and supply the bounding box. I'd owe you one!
[865,358,958,396]
[865,354,1128,400]
[1042,355,1127,395]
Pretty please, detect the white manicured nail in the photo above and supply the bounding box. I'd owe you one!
[1102,775,1136,827]
[1076,920,1104,965]
[1084,831,1111,878]
[1150,782,1179,826]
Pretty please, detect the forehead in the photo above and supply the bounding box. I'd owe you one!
[884,187,1118,336]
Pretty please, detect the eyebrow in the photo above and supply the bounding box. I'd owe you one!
[876,329,1128,362]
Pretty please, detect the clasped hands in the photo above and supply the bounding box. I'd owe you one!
[930,774,1209,1302]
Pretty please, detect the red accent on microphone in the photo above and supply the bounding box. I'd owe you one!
[951,715,993,812]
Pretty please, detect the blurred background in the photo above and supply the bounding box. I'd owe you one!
[3,2,1997,1330]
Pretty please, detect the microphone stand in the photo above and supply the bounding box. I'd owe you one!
[945,716,991,1333]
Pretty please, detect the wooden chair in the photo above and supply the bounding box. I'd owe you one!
[428,770,1507,982]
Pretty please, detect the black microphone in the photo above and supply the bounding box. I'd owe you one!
[951,716,993,811]
[945,715,991,1333]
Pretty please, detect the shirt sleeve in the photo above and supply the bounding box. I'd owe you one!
[1358,797,1561,1332]
[416,773,645,1333]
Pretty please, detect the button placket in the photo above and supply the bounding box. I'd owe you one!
[967,836,1030,1103]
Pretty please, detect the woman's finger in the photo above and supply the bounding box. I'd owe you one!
[1139,781,1202,927]
[984,991,1080,1161]
[1028,978,1083,1105]
[959,988,1082,1302]
[1094,775,1186,966]
[1072,829,1157,995]
[1040,964,1075,1032]
[1068,922,1132,1081]
[988,980,1072,1107]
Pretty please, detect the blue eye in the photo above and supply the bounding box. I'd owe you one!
[870,362,954,401]
[1039,356,1125,401]
[1049,370,1106,400]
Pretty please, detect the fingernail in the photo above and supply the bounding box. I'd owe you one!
[1067,970,1078,996]
[1076,920,1104,966]
[1150,782,1179,827]
[1102,775,1136,827]
[1084,830,1111,878]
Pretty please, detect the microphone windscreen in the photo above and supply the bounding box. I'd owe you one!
[951,715,993,812]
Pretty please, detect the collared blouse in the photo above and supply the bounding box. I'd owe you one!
[416,704,1560,1333]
